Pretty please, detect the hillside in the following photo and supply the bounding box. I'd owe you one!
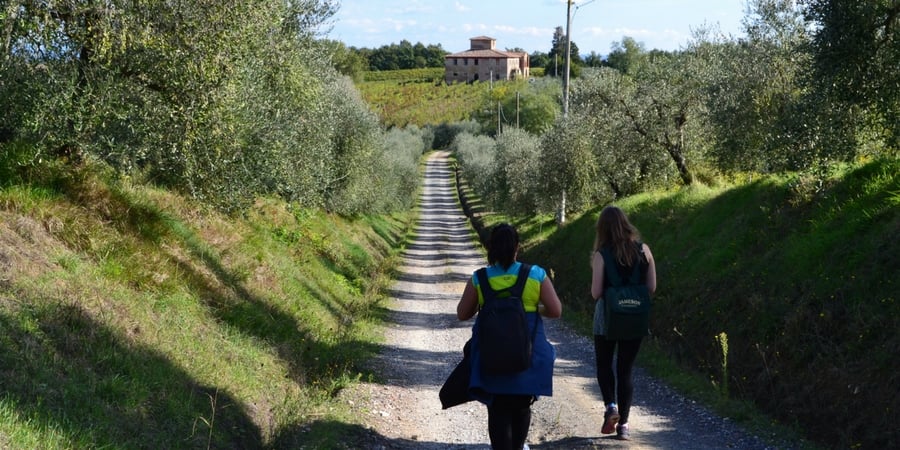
[355,69,490,128]
[0,162,413,448]
[517,158,899,449]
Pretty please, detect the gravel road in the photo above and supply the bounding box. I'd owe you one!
[342,151,787,449]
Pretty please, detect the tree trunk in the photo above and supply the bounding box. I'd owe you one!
[668,112,693,185]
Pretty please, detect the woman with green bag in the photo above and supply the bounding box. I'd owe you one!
[590,206,657,441]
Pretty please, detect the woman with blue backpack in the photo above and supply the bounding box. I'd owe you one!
[456,223,563,450]
[590,206,658,440]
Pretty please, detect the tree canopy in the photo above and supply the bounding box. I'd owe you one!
[0,0,425,214]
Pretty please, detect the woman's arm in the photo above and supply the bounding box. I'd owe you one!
[590,251,605,300]
[643,243,657,295]
[539,277,563,318]
[457,279,479,320]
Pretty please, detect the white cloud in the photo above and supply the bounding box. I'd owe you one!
[461,23,490,33]
[388,0,436,15]
[493,25,553,38]
[455,2,471,12]
[385,18,419,32]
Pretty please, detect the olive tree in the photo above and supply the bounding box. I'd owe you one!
[492,128,544,215]
[452,132,498,207]
[802,0,899,150]
[693,0,816,172]
[2,1,423,215]
[538,114,602,214]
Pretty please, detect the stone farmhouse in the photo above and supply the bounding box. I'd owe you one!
[444,36,530,84]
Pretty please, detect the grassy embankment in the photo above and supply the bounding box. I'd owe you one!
[458,158,898,449]
[0,159,417,448]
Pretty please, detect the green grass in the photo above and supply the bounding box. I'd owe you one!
[3,149,896,449]
[518,157,899,449]
[0,161,415,448]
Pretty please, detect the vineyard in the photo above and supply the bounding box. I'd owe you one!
[356,69,505,128]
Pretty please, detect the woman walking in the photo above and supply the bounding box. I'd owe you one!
[456,223,563,450]
[590,206,657,440]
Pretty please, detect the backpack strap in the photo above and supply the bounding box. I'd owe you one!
[600,242,643,286]
[475,267,494,303]
[512,263,539,347]
[511,263,531,297]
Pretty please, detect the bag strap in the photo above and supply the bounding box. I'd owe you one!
[600,242,643,287]
[511,263,531,298]
[512,263,539,346]
[475,268,493,302]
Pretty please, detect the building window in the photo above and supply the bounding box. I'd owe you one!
[474,59,479,66]
[455,58,458,65]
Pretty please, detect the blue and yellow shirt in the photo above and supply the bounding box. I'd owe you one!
[472,262,547,313]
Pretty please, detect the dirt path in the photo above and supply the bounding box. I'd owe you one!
[344,151,781,449]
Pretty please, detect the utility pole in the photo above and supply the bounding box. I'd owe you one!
[563,0,573,118]
[516,91,520,128]
[558,0,574,225]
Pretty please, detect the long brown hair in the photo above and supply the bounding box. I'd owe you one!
[593,206,641,267]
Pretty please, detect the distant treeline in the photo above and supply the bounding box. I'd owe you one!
[341,33,607,76]
[352,40,449,71]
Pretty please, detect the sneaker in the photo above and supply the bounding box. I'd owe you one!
[616,423,630,440]
[601,405,620,434]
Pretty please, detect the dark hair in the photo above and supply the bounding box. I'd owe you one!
[593,206,641,267]
[487,223,519,269]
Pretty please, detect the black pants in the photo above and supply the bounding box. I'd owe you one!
[487,394,533,450]
[594,335,642,424]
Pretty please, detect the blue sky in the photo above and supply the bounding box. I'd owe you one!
[327,0,750,55]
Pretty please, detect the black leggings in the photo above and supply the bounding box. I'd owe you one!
[487,394,534,450]
[594,335,642,424]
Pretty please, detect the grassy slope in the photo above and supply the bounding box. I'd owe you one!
[0,162,414,448]
[518,158,899,449]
